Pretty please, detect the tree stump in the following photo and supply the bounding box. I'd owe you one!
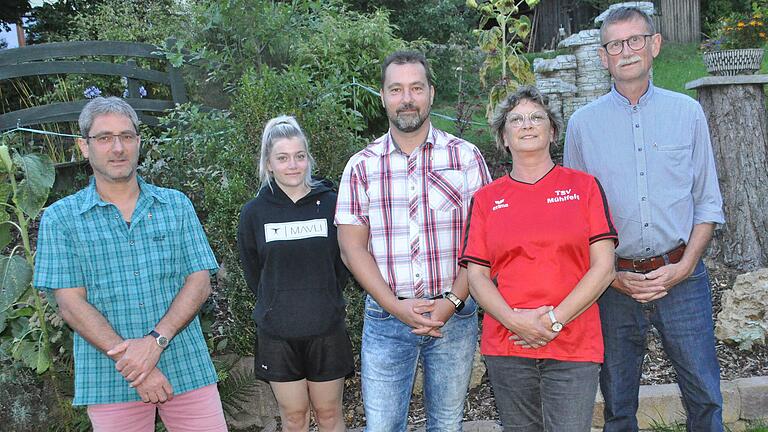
[687,75,768,271]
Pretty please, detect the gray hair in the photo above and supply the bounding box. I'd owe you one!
[259,115,318,192]
[489,86,563,154]
[600,6,656,43]
[78,96,139,137]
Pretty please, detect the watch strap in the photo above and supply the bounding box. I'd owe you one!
[444,291,465,312]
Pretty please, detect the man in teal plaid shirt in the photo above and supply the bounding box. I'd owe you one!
[34,97,227,431]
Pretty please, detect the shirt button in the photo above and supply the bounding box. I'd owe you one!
[641,197,646,201]
[139,302,144,307]
[640,172,644,176]
[134,271,140,276]
[415,273,421,278]
[129,240,135,246]
[644,223,649,227]
[638,148,643,152]
[646,248,651,252]
[635,124,640,128]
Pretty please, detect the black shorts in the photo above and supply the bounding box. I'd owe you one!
[254,325,355,382]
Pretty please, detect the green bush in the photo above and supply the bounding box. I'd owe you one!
[348,0,479,44]
[290,3,405,132]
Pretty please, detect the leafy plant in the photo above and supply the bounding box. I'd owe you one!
[703,4,768,50]
[466,0,540,120]
[0,137,57,374]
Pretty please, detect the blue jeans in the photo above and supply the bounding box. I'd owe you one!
[485,356,599,432]
[361,295,478,432]
[599,260,723,432]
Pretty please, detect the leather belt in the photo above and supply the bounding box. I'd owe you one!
[616,244,686,274]
[398,294,444,300]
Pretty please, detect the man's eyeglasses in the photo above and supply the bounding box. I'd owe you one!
[86,133,140,146]
[506,111,549,128]
[602,34,653,56]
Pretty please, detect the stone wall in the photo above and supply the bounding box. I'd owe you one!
[533,29,609,126]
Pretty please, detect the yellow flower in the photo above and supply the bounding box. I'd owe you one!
[750,20,758,26]
[738,21,746,27]
[760,32,767,38]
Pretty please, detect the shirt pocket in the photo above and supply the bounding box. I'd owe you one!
[427,169,464,213]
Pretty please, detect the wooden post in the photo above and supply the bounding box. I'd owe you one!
[686,75,768,271]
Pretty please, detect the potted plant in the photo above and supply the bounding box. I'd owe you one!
[702,8,768,76]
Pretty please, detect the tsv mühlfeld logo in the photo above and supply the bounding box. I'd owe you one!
[547,189,580,204]
[492,199,509,211]
[264,218,328,242]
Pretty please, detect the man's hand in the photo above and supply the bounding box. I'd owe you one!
[611,271,667,303]
[507,306,559,349]
[613,261,694,303]
[107,336,163,387]
[134,368,174,404]
[411,299,456,337]
[390,299,445,335]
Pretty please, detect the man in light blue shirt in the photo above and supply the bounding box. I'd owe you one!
[34,97,227,431]
[564,7,725,432]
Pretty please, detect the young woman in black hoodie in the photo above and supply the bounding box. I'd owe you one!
[237,115,353,432]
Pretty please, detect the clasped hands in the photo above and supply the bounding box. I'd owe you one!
[507,305,559,349]
[393,298,457,338]
[107,336,173,403]
[612,262,691,303]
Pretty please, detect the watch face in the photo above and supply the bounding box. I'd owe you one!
[552,322,564,332]
[157,336,169,348]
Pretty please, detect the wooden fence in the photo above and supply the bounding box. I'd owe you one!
[0,40,187,131]
[656,0,701,43]
[531,0,701,51]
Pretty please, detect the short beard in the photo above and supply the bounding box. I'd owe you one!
[390,108,429,133]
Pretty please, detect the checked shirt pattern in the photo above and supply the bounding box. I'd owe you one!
[34,177,219,405]
[336,126,491,299]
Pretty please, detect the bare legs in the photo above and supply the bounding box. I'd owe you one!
[270,378,346,432]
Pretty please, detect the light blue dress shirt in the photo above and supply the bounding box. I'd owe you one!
[564,83,724,259]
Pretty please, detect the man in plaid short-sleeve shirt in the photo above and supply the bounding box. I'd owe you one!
[336,51,491,431]
[34,97,227,431]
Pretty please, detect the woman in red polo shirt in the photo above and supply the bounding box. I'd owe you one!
[460,86,617,432]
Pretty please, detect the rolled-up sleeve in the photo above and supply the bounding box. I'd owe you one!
[691,106,725,226]
[335,157,370,226]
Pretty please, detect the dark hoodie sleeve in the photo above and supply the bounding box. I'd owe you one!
[237,201,262,297]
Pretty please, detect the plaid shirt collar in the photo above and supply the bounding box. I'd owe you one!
[79,175,168,214]
[378,124,444,156]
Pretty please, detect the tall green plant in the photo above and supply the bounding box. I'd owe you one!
[467,0,540,119]
[0,139,56,374]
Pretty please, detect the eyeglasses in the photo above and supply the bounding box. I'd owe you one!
[86,133,140,146]
[602,34,653,56]
[506,111,549,128]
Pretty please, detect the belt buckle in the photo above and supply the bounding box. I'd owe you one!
[633,258,648,272]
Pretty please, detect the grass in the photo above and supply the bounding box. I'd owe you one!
[647,418,768,432]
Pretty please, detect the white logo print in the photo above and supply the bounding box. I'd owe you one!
[492,198,509,211]
[261,364,268,370]
[264,218,328,242]
[546,189,580,204]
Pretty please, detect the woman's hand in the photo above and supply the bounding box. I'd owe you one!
[507,306,559,349]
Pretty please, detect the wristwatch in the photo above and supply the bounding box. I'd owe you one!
[148,330,170,349]
[444,291,465,312]
[548,310,564,332]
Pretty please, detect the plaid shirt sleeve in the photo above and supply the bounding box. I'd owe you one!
[177,193,219,277]
[33,203,84,290]
[335,155,370,226]
[466,145,493,195]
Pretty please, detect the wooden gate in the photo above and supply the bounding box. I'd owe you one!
[0,40,187,131]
